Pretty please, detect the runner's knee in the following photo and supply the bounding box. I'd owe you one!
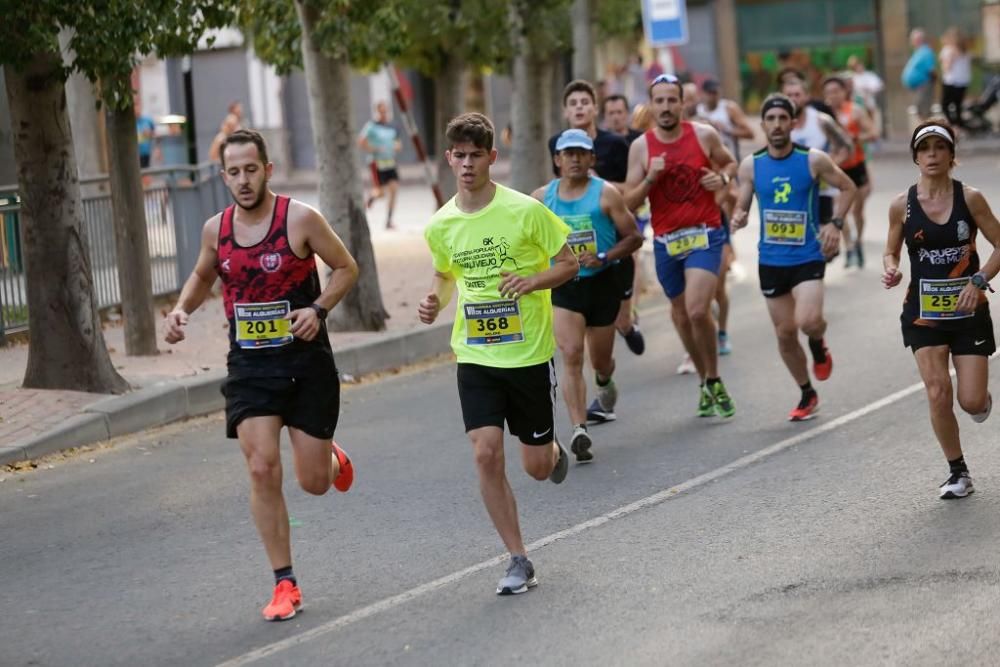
[472,440,504,475]
[522,447,553,480]
[298,472,330,496]
[925,379,954,413]
[245,450,282,488]
[957,391,988,415]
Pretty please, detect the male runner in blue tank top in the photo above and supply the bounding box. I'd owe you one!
[163,130,359,621]
[532,129,642,462]
[731,94,857,421]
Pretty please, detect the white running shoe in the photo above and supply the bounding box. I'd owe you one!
[677,355,696,375]
[972,393,992,423]
[940,472,974,499]
[570,425,593,463]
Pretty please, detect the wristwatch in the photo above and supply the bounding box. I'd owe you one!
[720,172,731,185]
[826,217,845,230]
[309,303,329,320]
[971,272,994,292]
[597,251,609,265]
[644,175,656,186]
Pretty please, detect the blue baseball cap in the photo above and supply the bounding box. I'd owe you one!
[555,129,594,152]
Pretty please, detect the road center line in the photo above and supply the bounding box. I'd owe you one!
[217,374,942,666]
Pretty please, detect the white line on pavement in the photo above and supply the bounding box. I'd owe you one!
[216,370,964,666]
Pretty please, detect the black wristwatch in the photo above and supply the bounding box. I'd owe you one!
[826,217,845,230]
[309,303,329,320]
[597,251,608,265]
[971,272,994,292]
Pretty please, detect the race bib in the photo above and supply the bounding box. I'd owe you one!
[663,225,709,257]
[763,210,807,246]
[919,278,973,320]
[234,301,294,349]
[567,229,598,257]
[375,157,395,170]
[464,300,524,346]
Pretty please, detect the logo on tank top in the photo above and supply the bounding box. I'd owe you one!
[658,164,703,203]
[773,182,792,204]
[221,258,231,273]
[260,252,282,273]
[957,220,970,241]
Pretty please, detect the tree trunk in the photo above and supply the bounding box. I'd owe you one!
[509,5,553,194]
[4,55,128,393]
[550,53,568,137]
[105,97,158,356]
[571,0,595,83]
[434,52,465,204]
[295,0,388,331]
[59,30,106,180]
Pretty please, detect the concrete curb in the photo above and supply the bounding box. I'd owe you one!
[0,321,454,466]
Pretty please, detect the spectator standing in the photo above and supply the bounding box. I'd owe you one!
[940,27,972,127]
[902,28,937,121]
[135,99,157,169]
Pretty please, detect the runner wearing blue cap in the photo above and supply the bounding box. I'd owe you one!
[533,129,642,461]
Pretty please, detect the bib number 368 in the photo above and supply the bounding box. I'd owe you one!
[465,300,524,345]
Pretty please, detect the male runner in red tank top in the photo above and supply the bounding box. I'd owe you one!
[163,130,359,622]
[625,73,738,418]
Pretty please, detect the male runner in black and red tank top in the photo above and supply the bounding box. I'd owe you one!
[163,129,359,622]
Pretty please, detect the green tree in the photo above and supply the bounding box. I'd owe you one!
[508,0,572,194]
[240,0,407,331]
[394,0,510,202]
[68,1,236,356]
[0,3,128,392]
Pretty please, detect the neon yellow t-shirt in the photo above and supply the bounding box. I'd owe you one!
[424,184,570,368]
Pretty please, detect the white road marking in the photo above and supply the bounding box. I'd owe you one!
[217,362,986,666]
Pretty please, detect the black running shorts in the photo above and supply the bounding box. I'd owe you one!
[222,373,341,440]
[456,360,556,446]
[614,255,635,300]
[375,167,399,185]
[758,261,826,298]
[902,313,997,357]
[552,268,621,327]
[843,162,869,188]
[818,195,833,223]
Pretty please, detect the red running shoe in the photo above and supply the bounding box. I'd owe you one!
[789,393,820,422]
[262,580,302,621]
[331,441,354,492]
[812,343,833,381]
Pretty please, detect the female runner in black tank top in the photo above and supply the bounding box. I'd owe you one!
[883,120,1000,500]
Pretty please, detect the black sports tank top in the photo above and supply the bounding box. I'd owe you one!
[901,179,988,329]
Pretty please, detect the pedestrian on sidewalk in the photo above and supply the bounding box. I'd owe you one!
[939,27,972,128]
[418,112,577,596]
[358,100,402,230]
[163,128,358,621]
[903,28,937,122]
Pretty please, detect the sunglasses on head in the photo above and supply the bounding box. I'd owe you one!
[651,74,680,86]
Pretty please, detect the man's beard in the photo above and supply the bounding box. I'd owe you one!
[232,186,266,211]
[657,113,678,131]
[769,133,790,149]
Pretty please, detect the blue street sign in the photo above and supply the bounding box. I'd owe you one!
[642,0,689,46]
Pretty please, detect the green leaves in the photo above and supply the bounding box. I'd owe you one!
[0,0,238,109]
[239,0,407,73]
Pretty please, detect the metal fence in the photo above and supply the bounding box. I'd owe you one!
[0,163,230,339]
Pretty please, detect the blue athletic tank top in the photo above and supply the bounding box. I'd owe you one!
[543,176,616,277]
[753,144,823,267]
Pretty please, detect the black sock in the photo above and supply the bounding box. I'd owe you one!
[807,337,826,363]
[595,373,612,387]
[274,566,296,586]
[718,329,727,337]
[948,456,968,475]
[705,377,721,387]
[576,423,588,431]
[800,381,815,397]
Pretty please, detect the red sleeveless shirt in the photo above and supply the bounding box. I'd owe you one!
[216,195,333,377]
[646,123,721,236]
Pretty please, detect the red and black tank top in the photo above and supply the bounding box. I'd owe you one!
[646,123,721,236]
[216,196,333,376]
[902,180,988,329]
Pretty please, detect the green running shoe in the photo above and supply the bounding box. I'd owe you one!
[710,380,735,418]
[697,385,715,418]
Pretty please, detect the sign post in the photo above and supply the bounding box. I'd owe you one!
[642,0,689,47]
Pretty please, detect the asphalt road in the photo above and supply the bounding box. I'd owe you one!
[4,154,1000,667]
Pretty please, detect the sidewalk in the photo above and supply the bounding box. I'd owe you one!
[0,224,454,467]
